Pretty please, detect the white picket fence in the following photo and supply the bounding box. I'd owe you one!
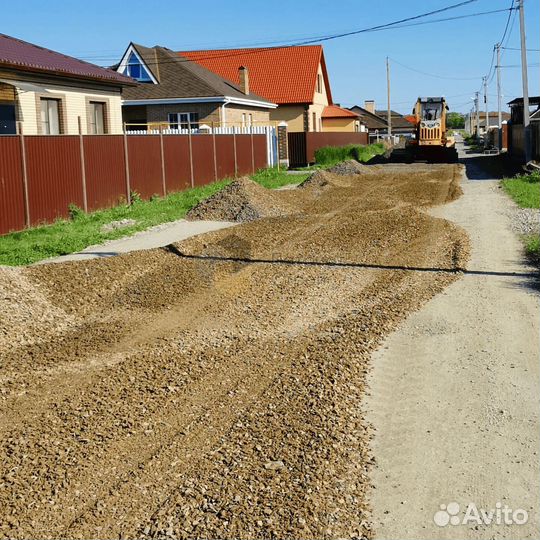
[126,125,278,167]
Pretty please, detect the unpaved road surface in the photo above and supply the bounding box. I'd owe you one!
[1,164,468,539]
[368,149,539,539]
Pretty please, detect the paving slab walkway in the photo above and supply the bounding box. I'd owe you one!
[39,219,236,264]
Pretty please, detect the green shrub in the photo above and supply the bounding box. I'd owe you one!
[314,143,385,166]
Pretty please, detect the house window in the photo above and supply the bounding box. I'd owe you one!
[168,112,199,130]
[312,112,317,132]
[316,74,323,94]
[248,113,253,126]
[242,113,246,127]
[123,51,152,82]
[40,98,60,134]
[89,101,106,134]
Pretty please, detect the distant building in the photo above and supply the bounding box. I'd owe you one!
[465,111,511,135]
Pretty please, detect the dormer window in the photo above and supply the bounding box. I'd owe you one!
[123,52,152,82]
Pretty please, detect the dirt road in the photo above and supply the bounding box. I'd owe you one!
[368,148,539,539]
[1,164,468,539]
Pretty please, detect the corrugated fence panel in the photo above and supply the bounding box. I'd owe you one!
[127,135,163,199]
[215,136,235,179]
[0,137,25,234]
[253,134,267,171]
[191,135,215,187]
[84,135,126,211]
[25,136,83,225]
[235,135,254,176]
[163,136,192,192]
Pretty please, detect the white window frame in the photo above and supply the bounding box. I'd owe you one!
[40,98,60,135]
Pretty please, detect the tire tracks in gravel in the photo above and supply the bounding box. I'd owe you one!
[0,164,469,539]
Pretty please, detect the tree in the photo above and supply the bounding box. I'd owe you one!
[446,112,465,129]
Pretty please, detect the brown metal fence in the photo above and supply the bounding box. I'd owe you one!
[0,131,269,235]
[288,131,369,167]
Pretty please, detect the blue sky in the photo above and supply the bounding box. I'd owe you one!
[3,0,539,115]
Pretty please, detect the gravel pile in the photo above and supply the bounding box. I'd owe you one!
[508,207,539,236]
[0,163,468,539]
[187,176,296,222]
[326,159,374,176]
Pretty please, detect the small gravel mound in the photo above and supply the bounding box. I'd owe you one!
[186,177,295,222]
[326,159,373,176]
[299,170,336,190]
[509,207,539,236]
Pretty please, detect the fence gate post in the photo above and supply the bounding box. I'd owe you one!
[188,121,194,188]
[212,122,218,181]
[250,128,255,173]
[277,121,289,170]
[123,123,131,204]
[77,117,88,212]
[17,122,30,228]
[233,127,238,177]
[159,126,167,196]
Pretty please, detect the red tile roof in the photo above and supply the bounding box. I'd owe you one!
[179,45,332,105]
[0,33,133,85]
[322,105,359,118]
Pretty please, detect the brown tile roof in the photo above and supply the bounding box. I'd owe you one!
[322,105,359,118]
[121,44,273,105]
[348,105,387,130]
[375,110,414,130]
[0,33,133,85]
[179,45,333,105]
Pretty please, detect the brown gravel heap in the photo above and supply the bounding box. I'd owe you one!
[186,176,296,222]
[0,163,468,540]
[326,159,374,176]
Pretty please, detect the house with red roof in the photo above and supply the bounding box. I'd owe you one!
[321,104,363,132]
[114,43,276,130]
[180,45,340,133]
[0,34,134,136]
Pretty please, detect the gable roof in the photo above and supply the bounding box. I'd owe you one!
[119,43,275,107]
[375,109,414,130]
[348,105,387,130]
[322,105,359,119]
[0,33,133,86]
[179,45,333,105]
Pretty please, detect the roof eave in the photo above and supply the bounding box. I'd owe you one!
[0,60,136,86]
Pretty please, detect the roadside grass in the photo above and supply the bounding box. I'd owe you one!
[501,171,540,209]
[501,171,540,264]
[314,142,385,167]
[0,168,304,266]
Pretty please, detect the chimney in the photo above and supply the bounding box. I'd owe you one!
[239,66,249,95]
[364,100,375,114]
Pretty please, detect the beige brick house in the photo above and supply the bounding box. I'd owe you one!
[116,43,276,130]
[0,33,133,135]
[180,45,334,132]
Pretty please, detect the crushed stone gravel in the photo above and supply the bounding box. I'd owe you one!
[0,163,468,539]
[186,176,296,222]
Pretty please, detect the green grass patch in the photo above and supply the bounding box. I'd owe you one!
[314,143,385,167]
[525,235,540,263]
[251,167,309,189]
[501,171,540,209]
[0,167,305,266]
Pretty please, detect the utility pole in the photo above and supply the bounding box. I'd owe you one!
[474,91,480,138]
[518,0,531,163]
[496,43,503,149]
[483,76,489,146]
[386,56,392,137]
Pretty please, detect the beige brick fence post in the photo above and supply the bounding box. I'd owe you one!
[277,121,289,168]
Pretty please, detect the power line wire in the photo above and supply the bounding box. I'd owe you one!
[73,1,500,66]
